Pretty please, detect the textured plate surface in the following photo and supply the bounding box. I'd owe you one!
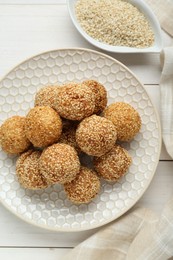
[0,48,161,231]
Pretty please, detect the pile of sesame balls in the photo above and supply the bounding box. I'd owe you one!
[0,80,141,204]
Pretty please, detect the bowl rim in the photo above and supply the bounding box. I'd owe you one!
[67,0,163,53]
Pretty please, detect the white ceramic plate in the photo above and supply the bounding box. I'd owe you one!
[67,0,162,53]
[0,48,161,231]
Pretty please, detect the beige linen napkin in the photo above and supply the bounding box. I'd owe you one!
[160,47,173,158]
[63,1,173,259]
[63,201,173,260]
[145,0,173,36]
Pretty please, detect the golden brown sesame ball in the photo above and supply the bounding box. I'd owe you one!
[25,106,62,148]
[93,145,132,182]
[83,80,107,114]
[16,150,48,189]
[76,115,117,157]
[0,116,31,154]
[59,126,81,154]
[104,102,141,141]
[34,85,60,111]
[64,166,100,204]
[39,143,80,184]
[56,82,95,120]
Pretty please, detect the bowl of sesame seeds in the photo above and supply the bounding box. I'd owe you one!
[67,0,162,53]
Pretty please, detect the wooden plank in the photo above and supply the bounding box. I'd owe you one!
[0,248,71,260]
[0,5,170,85]
[0,161,172,247]
[144,85,171,160]
[0,0,66,4]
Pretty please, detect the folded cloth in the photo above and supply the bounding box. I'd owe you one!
[127,199,173,260]
[145,0,173,37]
[63,201,173,260]
[160,47,173,158]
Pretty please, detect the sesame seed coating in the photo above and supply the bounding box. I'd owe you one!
[56,82,95,120]
[25,106,62,148]
[39,143,80,184]
[59,126,81,154]
[83,80,107,114]
[76,115,117,157]
[0,116,31,154]
[16,150,48,189]
[104,102,141,141]
[64,166,100,204]
[34,85,61,111]
[93,144,132,182]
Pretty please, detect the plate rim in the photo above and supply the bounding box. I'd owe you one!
[0,47,162,232]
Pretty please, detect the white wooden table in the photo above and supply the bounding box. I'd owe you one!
[0,1,173,259]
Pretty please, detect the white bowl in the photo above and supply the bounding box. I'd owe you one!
[67,0,162,53]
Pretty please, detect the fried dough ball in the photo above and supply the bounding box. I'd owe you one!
[83,80,107,114]
[34,85,60,111]
[56,82,95,120]
[0,116,30,154]
[59,126,81,154]
[25,106,62,147]
[64,166,100,204]
[76,115,117,157]
[16,150,48,189]
[94,145,132,182]
[104,102,141,141]
[39,143,80,184]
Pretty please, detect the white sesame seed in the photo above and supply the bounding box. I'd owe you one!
[75,0,155,48]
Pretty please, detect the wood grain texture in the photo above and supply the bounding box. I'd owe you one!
[0,0,66,4]
[0,4,170,85]
[0,248,70,260]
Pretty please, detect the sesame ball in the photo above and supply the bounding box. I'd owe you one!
[0,116,30,154]
[64,166,100,204]
[16,150,48,189]
[59,126,81,154]
[25,106,62,147]
[39,143,80,184]
[34,85,60,111]
[83,80,107,114]
[56,82,95,120]
[104,102,141,141]
[93,145,132,182]
[76,115,117,157]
